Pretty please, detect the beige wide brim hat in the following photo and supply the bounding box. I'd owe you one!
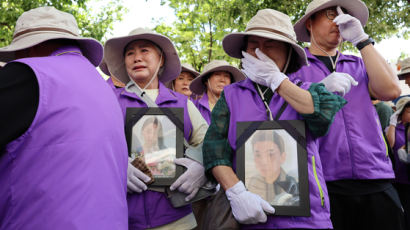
[104,28,181,84]
[398,58,410,80]
[395,96,410,116]
[294,0,369,42]
[223,9,308,69]
[0,6,103,66]
[189,60,246,95]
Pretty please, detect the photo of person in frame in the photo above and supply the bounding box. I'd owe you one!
[246,130,299,206]
[131,115,177,178]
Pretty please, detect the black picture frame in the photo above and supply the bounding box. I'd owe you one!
[125,107,184,186]
[236,120,310,217]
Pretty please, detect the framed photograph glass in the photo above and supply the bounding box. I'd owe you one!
[236,120,310,216]
[125,107,184,186]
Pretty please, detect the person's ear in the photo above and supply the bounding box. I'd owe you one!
[160,55,165,67]
[305,19,312,33]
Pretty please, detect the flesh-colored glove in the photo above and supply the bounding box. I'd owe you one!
[127,158,151,193]
[333,6,369,46]
[241,48,288,92]
[389,110,400,127]
[397,149,410,163]
[319,72,358,96]
[170,158,207,201]
[226,181,275,224]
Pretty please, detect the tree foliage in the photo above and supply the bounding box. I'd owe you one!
[0,0,126,47]
[156,0,409,70]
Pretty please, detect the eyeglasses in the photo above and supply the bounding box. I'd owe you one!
[325,8,347,20]
[325,9,338,20]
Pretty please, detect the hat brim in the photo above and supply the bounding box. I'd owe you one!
[222,30,308,67]
[104,33,181,84]
[0,31,103,66]
[189,65,245,95]
[398,68,410,80]
[182,66,200,77]
[294,0,369,42]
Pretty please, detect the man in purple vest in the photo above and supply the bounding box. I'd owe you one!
[292,0,405,229]
[104,28,211,229]
[0,7,128,230]
[203,9,348,229]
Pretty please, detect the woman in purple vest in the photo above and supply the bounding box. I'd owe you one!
[104,28,211,229]
[189,60,245,124]
[166,63,200,101]
[0,7,128,230]
[203,9,348,229]
[386,96,410,228]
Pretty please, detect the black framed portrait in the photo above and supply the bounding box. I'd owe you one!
[236,120,310,217]
[125,107,184,186]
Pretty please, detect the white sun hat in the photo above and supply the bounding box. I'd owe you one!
[294,0,369,42]
[0,6,103,66]
[103,28,181,84]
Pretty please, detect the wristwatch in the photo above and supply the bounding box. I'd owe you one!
[356,37,375,50]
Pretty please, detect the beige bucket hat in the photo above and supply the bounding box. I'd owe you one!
[189,60,245,95]
[395,96,410,116]
[294,0,369,42]
[398,58,410,80]
[222,9,308,69]
[0,6,103,66]
[181,63,200,78]
[104,28,181,84]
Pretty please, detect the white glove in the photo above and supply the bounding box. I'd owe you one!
[241,48,288,92]
[226,181,275,224]
[127,158,151,193]
[389,110,400,126]
[319,72,358,96]
[170,158,207,201]
[333,6,369,46]
[397,149,410,163]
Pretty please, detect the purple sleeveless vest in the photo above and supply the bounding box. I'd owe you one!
[289,48,394,181]
[392,124,410,184]
[223,78,332,229]
[117,82,194,229]
[193,93,211,125]
[0,46,128,230]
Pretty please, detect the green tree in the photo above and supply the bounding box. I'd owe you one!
[156,0,409,70]
[0,0,126,46]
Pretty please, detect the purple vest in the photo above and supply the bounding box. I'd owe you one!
[289,48,394,181]
[0,46,128,230]
[223,78,332,229]
[116,82,193,229]
[392,124,410,184]
[193,93,211,125]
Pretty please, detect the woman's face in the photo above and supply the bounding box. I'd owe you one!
[142,122,159,147]
[253,141,286,183]
[124,40,163,84]
[174,71,195,96]
[206,71,232,96]
[401,107,410,124]
[246,35,288,71]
